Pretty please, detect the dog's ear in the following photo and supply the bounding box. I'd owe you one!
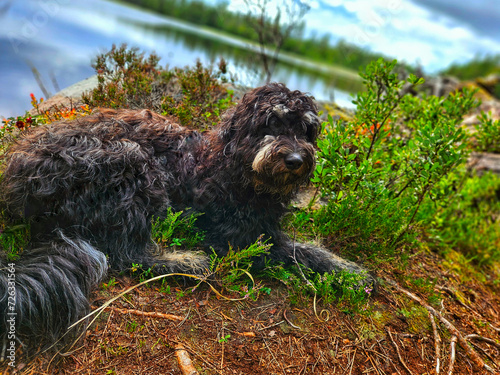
[306,112,320,142]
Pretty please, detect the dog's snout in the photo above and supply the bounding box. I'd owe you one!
[284,153,304,170]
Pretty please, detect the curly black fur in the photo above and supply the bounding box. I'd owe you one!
[0,83,373,357]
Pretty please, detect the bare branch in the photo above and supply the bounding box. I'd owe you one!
[386,279,498,373]
[429,310,442,374]
[243,0,310,82]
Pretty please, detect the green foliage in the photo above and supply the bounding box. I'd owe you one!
[305,58,484,263]
[265,263,372,313]
[161,59,235,129]
[101,277,118,291]
[419,171,500,264]
[332,270,373,313]
[131,263,155,284]
[441,54,500,80]
[218,334,231,344]
[0,224,29,261]
[210,237,272,300]
[82,45,234,130]
[300,57,500,267]
[126,320,140,333]
[82,44,162,109]
[473,112,500,153]
[151,208,205,249]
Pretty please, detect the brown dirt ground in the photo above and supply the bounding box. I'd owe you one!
[2,249,500,375]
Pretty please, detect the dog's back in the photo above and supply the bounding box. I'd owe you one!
[0,108,207,355]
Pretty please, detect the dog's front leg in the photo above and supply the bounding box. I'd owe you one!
[275,240,376,288]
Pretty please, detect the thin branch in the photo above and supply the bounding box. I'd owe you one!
[386,279,497,373]
[465,335,500,349]
[447,335,457,375]
[105,306,184,321]
[386,328,413,375]
[429,310,442,374]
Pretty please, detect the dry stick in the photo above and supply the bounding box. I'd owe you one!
[429,310,442,374]
[489,323,500,333]
[348,348,357,375]
[465,334,500,349]
[106,306,184,321]
[447,335,457,375]
[283,309,301,329]
[235,331,256,338]
[175,344,199,375]
[386,328,414,375]
[387,279,498,374]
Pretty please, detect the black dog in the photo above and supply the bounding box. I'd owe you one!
[0,83,372,355]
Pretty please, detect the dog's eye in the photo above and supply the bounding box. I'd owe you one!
[268,116,279,128]
[261,116,281,136]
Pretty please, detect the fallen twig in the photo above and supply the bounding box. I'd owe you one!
[175,343,199,375]
[429,310,442,374]
[447,335,457,375]
[283,309,301,329]
[235,331,256,337]
[106,306,184,321]
[386,328,413,375]
[387,279,498,373]
[465,334,500,349]
[258,320,285,331]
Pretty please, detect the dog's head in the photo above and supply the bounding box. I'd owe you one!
[220,83,320,195]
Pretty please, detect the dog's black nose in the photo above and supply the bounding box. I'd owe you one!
[284,153,304,170]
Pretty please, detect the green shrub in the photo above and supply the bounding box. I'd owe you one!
[161,59,235,129]
[151,208,205,249]
[82,45,235,130]
[82,44,162,109]
[419,171,500,264]
[210,237,272,300]
[300,58,481,262]
[474,112,500,153]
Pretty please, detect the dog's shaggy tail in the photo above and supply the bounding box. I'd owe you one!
[0,231,107,356]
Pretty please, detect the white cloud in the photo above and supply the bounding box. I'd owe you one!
[322,0,344,7]
[303,0,500,72]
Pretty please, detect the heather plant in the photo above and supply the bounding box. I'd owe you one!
[161,59,235,129]
[82,45,235,130]
[263,263,371,312]
[82,44,162,109]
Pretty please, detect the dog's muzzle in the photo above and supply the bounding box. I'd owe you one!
[284,152,304,171]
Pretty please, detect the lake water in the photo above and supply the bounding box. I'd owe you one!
[0,0,360,118]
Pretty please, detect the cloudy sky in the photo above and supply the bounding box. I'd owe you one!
[2,0,499,118]
[228,0,500,73]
